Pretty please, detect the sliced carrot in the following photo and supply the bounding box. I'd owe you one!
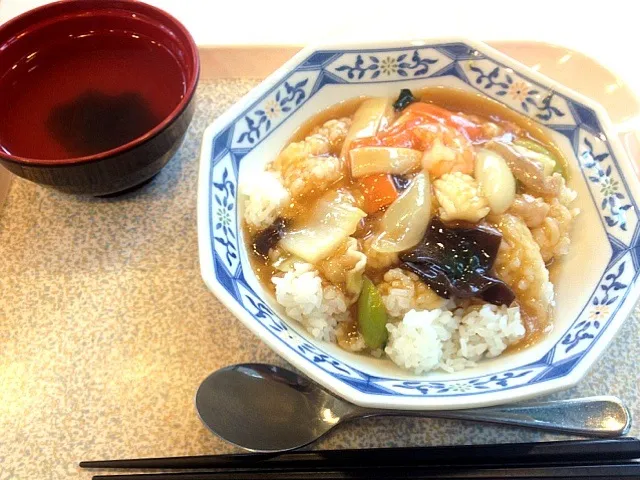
[348,103,482,161]
[350,118,426,150]
[358,174,398,214]
[404,103,484,141]
[405,102,459,118]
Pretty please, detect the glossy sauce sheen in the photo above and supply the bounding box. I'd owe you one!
[0,30,186,160]
[247,88,567,346]
[290,88,566,167]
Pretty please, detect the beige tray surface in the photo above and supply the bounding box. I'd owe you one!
[0,42,637,479]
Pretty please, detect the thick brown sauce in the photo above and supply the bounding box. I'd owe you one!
[511,261,560,351]
[246,87,567,350]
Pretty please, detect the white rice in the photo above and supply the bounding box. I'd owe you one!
[271,259,526,374]
[241,170,290,229]
[385,309,458,374]
[385,304,525,374]
[455,304,525,360]
[272,263,348,341]
[378,268,453,319]
[273,262,526,373]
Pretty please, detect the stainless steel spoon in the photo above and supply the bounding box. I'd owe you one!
[195,363,631,452]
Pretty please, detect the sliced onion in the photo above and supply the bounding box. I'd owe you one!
[371,172,431,253]
[340,97,394,158]
[279,190,366,263]
[475,148,516,214]
[349,147,422,178]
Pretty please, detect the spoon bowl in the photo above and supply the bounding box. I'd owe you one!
[195,364,632,453]
[196,364,351,452]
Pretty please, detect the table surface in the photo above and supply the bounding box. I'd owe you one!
[0,79,638,479]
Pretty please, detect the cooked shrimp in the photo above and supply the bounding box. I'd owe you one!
[419,125,475,178]
[361,235,399,270]
[317,237,367,301]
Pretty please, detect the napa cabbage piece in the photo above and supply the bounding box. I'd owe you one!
[272,251,304,273]
[318,237,367,299]
[349,147,422,178]
[279,190,366,264]
[340,97,394,158]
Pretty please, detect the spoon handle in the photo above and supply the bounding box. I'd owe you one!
[358,396,631,437]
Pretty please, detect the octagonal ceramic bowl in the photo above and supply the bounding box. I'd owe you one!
[198,39,640,409]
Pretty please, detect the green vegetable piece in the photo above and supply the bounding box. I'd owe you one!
[553,159,566,176]
[358,277,388,349]
[514,137,566,177]
[514,137,552,156]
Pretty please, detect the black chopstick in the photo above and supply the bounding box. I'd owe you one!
[91,463,640,479]
[80,438,640,470]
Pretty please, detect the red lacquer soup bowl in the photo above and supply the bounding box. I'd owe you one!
[0,0,199,195]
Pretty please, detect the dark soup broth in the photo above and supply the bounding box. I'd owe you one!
[0,30,185,160]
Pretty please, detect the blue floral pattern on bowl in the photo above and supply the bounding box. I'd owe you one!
[199,40,640,408]
[334,50,439,80]
[580,134,635,232]
[459,58,575,126]
[466,63,566,121]
[326,47,453,84]
[237,78,309,145]
[232,71,313,148]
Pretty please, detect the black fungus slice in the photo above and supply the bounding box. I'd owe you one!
[252,217,288,258]
[393,88,417,112]
[399,218,515,305]
[391,175,412,192]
